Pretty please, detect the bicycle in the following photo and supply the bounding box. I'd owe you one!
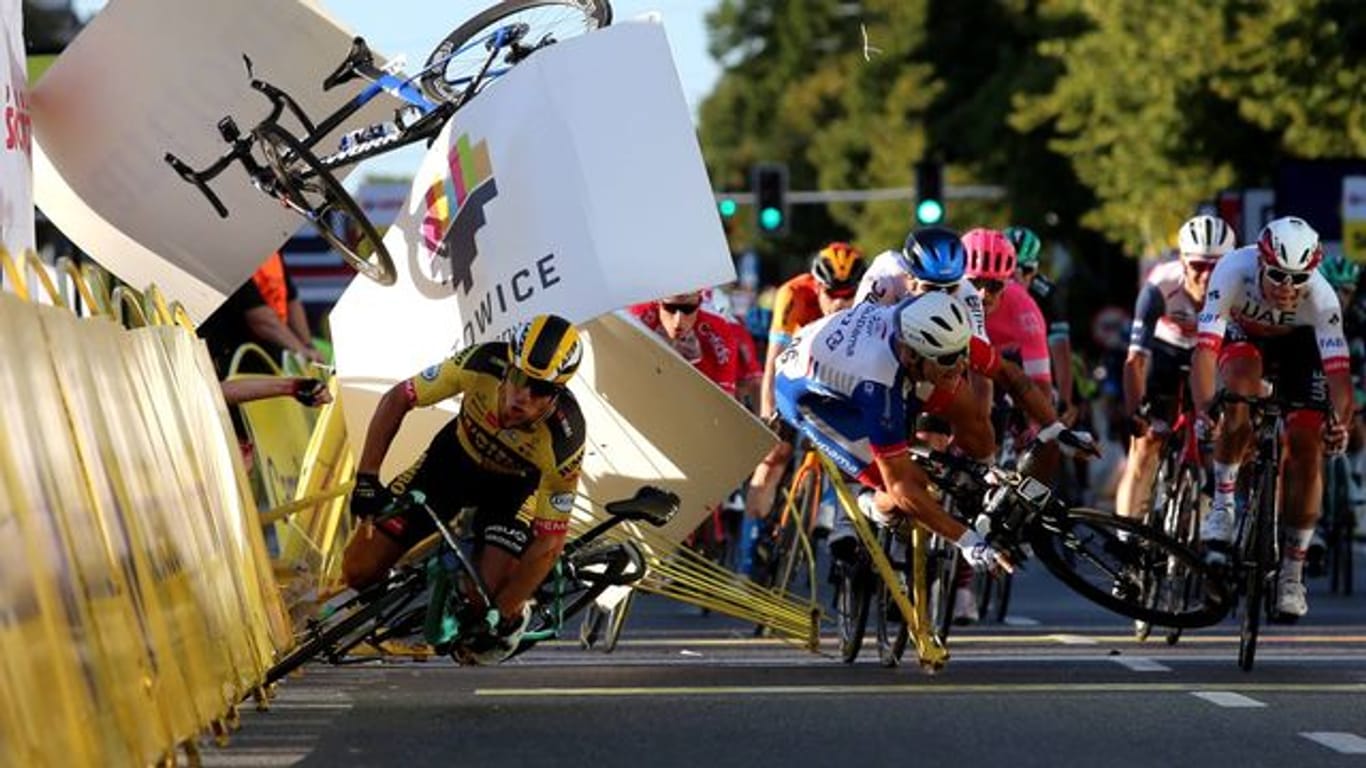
[1322,451,1355,596]
[166,0,612,286]
[1134,374,1207,645]
[262,483,676,683]
[1208,391,1335,671]
[914,442,1233,631]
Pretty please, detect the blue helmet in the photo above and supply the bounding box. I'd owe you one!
[899,227,966,284]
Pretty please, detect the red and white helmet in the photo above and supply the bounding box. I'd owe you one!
[1257,216,1322,273]
[962,228,1016,280]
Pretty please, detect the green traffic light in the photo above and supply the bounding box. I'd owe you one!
[760,206,784,231]
[916,198,945,225]
[719,199,738,218]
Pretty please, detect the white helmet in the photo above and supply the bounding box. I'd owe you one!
[1258,216,1322,272]
[1178,215,1236,258]
[893,292,971,360]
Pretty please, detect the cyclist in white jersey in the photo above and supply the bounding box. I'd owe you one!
[1192,216,1352,619]
[1116,215,1235,525]
[773,292,1013,572]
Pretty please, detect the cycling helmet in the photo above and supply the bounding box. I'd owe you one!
[509,313,582,386]
[1319,253,1361,290]
[1257,216,1323,273]
[1177,215,1236,259]
[810,242,866,292]
[1003,226,1042,270]
[893,292,972,360]
[962,228,1016,280]
[898,227,966,283]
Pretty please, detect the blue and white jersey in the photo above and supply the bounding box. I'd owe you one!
[854,250,987,340]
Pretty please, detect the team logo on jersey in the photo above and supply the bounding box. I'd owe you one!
[420,364,441,381]
[549,492,575,514]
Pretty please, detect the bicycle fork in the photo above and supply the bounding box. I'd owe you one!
[819,453,948,671]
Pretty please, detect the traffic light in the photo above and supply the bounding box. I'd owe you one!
[718,197,738,219]
[915,160,944,225]
[752,163,789,236]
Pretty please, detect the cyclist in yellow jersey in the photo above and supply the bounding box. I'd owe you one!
[343,314,585,658]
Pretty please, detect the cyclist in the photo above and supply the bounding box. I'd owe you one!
[1192,217,1353,619]
[1116,215,1236,526]
[773,291,1013,573]
[629,290,745,399]
[1006,226,1075,419]
[342,314,586,663]
[747,243,865,528]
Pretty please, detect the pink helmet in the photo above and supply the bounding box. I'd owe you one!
[962,228,1016,280]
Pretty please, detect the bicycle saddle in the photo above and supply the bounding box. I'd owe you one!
[324,37,378,91]
[604,486,679,527]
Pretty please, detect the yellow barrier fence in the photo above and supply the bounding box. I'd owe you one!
[0,247,290,765]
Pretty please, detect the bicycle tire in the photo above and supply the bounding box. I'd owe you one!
[1326,455,1353,595]
[991,571,1013,623]
[1139,462,1203,642]
[875,527,909,668]
[929,539,958,643]
[1239,458,1279,671]
[262,573,424,687]
[254,123,396,286]
[1028,507,1231,628]
[834,563,871,664]
[420,0,612,105]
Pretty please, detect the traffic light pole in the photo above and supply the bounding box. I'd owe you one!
[716,185,1006,204]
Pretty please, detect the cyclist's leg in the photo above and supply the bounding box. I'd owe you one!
[1270,330,1328,615]
[1116,345,1183,522]
[1204,330,1262,553]
[341,458,440,589]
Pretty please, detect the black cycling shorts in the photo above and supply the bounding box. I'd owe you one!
[376,425,537,556]
[1141,341,1191,424]
[1221,324,1327,406]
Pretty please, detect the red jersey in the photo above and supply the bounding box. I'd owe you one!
[629,304,743,396]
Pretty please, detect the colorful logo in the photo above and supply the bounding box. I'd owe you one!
[417,132,498,295]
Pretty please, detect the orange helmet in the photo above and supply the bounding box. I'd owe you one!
[810,242,865,294]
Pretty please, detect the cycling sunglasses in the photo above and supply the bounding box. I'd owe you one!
[506,367,563,398]
[925,348,967,367]
[823,285,858,300]
[969,277,1006,294]
[1185,260,1217,275]
[914,279,959,294]
[1262,266,1313,287]
[659,301,701,315]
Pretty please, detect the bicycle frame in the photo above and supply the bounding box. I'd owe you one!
[817,451,948,671]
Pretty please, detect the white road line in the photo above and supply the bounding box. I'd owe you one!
[1301,732,1366,754]
[1111,656,1170,672]
[200,748,312,766]
[1190,691,1266,708]
[1003,616,1040,627]
[1049,634,1099,645]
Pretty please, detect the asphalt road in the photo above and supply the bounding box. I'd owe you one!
[201,549,1366,768]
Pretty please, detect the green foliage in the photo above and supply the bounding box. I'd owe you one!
[699,0,1366,266]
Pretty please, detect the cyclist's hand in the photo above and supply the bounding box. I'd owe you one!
[1324,421,1349,455]
[1127,409,1150,439]
[291,377,331,407]
[1038,421,1101,460]
[957,530,1015,575]
[350,472,392,520]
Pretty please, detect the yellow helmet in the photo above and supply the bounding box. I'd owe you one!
[509,314,583,387]
[810,241,865,294]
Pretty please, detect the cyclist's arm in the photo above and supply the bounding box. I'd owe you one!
[874,450,970,541]
[760,336,787,420]
[989,356,1059,426]
[1312,288,1355,428]
[244,303,314,359]
[1049,333,1074,404]
[1124,282,1165,415]
[358,355,471,473]
[1123,353,1149,418]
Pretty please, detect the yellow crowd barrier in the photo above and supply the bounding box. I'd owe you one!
[0,246,290,766]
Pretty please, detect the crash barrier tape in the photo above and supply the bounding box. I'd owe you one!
[0,246,290,766]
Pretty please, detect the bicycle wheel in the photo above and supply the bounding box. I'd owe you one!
[254,123,396,286]
[1028,507,1231,628]
[875,527,910,668]
[1238,460,1279,671]
[420,0,612,106]
[833,561,871,664]
[928,538,958,643]
[262,572,425,687]
[1326,454,1354,595]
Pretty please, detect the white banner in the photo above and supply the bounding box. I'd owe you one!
[330,22,733,384]
[0,0,32,257]
[30,0,396,321]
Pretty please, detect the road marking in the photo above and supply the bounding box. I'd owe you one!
[1111,656,1170,672]
[200,748,313,766]
[1191,691,1266,708]
[1003,616,1040,627]
[475,682,1366,698]
[1050,634,1099,645]
[538,633,1366,648]
[1301,732,1366,754]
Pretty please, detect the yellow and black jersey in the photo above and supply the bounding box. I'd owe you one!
[397,342,585,534]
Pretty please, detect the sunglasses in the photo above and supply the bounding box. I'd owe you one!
[506,367,563,398]
[1185,261,1217,275]
[823,286,857,300]
[970,277,1006,294]
[928,348,967,367]
[1263,267,1312,287]
[1018,265,1038,277]
[914,279,959,295]
[659,301,701,315]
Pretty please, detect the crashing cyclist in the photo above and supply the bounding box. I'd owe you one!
[343,314,586,663]
[1191,217,1353,620]
[1116,215,1236,527]
[773,291,1014,574]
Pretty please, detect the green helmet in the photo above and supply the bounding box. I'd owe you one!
[1004,226,1042,269]
[1319,253,1361,290]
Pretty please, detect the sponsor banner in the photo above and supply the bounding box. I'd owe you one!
[330,22,733,386]
[30,0,396,321]
[1,0,32,257]
[1343,177,1366,263]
